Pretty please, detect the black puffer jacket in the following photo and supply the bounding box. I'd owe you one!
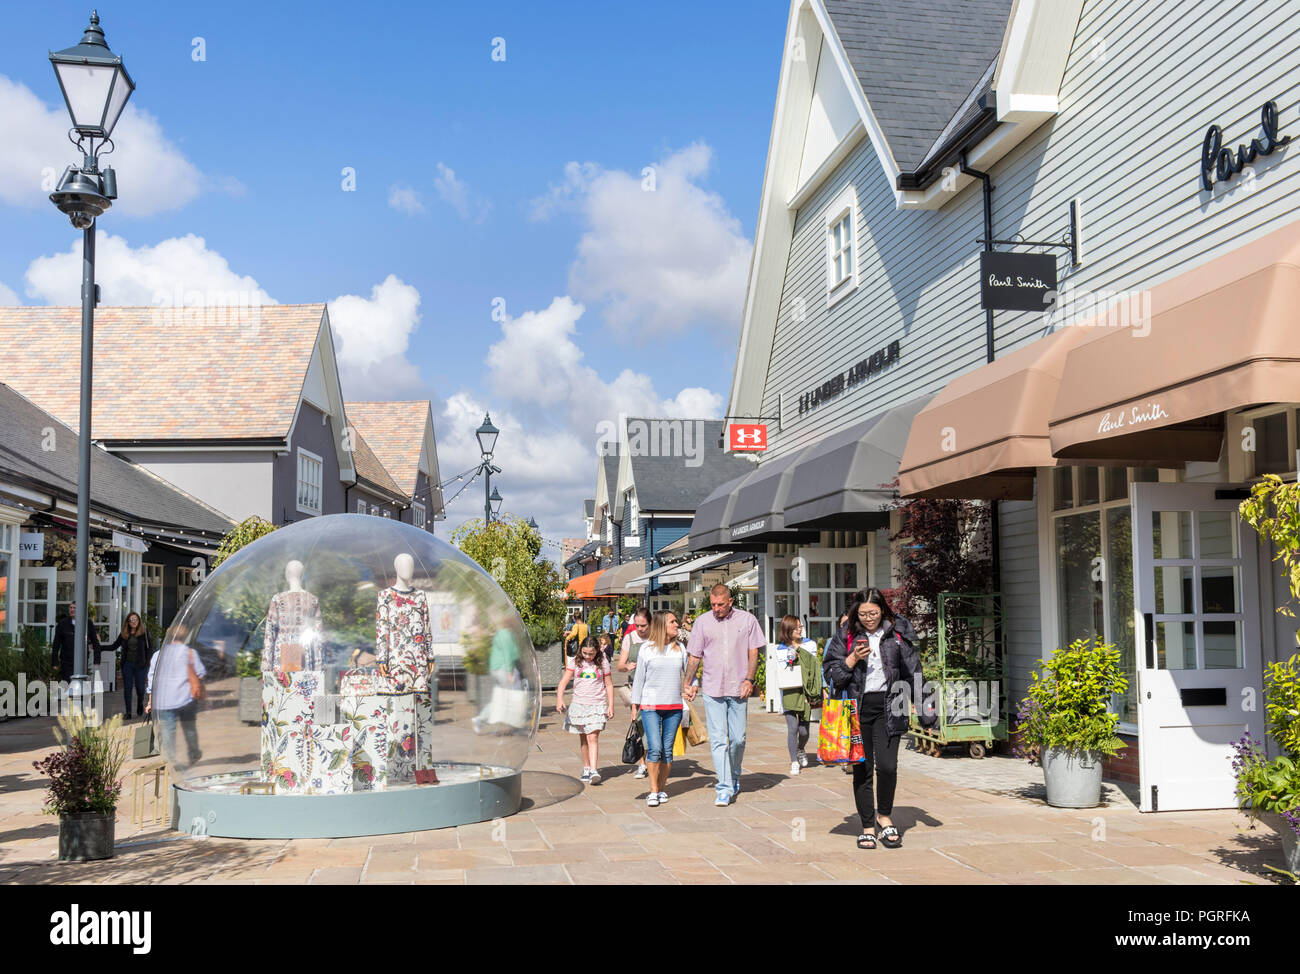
[823,615,936,735]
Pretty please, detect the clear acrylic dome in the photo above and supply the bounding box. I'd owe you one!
[151,514,539,796]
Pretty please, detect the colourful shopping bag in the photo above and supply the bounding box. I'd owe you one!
[816,688,865,764]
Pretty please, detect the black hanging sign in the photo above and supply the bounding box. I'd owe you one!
[979,250,1057,312]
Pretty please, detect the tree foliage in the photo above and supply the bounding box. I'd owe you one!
[452,516,566,648]
[889,491,993,640]
[212,516,278,569]
[1240,474,1300,644]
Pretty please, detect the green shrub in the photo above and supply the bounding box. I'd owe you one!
[1014,636,1128,759]
[1264,654,1300,757]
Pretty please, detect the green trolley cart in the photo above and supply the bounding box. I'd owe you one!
[909,591,1008,759]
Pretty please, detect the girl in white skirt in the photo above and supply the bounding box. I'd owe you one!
[556,635,615,784]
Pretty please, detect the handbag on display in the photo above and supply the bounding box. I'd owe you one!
[817,687,865,764]
[339,669,384,695]
[413,699,439,785]
[132,717,158,759]
[279,643,305,673]
[621,719,644,765]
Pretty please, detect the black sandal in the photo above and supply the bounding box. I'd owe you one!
[856,832,877,850]
[879,825,902,848]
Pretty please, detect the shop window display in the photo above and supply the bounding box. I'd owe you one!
[158,514,539,808]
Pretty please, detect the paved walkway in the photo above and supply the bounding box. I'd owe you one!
[0,677,1288,885]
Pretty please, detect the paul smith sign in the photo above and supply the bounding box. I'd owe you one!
[1201,100,1290,191]
[797,340,900,415]
[1097,401,1169,435]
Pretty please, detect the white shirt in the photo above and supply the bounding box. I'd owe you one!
[147,641,206,710]
[856,629,888,693]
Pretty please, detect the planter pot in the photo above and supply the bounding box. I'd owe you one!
[1258,811,1300,877]
[238,677,263,723]
[58,810,115,862]
[1041,746,1104,808]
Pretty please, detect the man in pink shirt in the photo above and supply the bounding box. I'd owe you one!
[684,583,767,806]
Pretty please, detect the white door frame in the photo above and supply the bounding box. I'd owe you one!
[1132,482,1265,812]
[796,546,868,642]
[18,566,57,643]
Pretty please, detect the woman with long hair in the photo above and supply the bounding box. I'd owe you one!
[823,588,929,849]
[629,610,689,807]
[105,611,153,717]
[775,615,821,775]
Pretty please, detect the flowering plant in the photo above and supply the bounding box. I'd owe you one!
[1230,732,1300,837]
[32,713,127,816]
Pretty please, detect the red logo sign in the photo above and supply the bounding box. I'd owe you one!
[729,423,768,451]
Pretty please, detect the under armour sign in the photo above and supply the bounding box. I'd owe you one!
[729,424,768,452]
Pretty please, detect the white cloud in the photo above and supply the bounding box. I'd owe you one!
[484,294,724,448]
[0,74,212,217]
[24,232,275,307]
[0,281,18,305]
[329,274,427,399]
[532,144,751,335]
[434,163,490,222]
[387,184,426,216]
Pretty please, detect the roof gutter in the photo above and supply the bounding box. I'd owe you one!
[896,101,1000,191]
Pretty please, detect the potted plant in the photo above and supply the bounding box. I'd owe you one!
[33,713,129,862]
[1014,636,1128,808]
[1231,653,1300,879]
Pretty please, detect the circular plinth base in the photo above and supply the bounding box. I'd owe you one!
[172,765,522,839]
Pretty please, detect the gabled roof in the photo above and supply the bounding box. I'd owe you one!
[349,427,405,501]
[822,0,1011,172]
[344,401,434,496]
[0,383,235,535]
[594,451,621,517]
[0,305,327,440]
[564,538,601,567]
[622,419,755,513]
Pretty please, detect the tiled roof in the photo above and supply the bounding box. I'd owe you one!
[822,0,1012,172]
[0,382,235,534]
[350,427,404,499]
[624,419,755,512]
[344,401,430,495]
[0,304,326,441]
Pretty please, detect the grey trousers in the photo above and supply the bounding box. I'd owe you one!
[784,711,810,762]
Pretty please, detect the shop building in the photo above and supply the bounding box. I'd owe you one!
[0,383,234,644]
[696,0,1300,810]
[344,400,445,530]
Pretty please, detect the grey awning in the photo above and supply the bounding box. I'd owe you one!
[594,559,648,596]
[723,446,822,546]
[687,473,744,552]
[784,395,933,530]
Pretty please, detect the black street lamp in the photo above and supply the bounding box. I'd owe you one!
[489,487,504,519]
[475,412,502,524]
[526,516,538,531]
[49,11,133,705]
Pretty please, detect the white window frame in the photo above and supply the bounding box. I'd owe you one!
[1228,405,1298,481]
[623,489,640,545]
[413,502,426,529]
[143,562,164,626]
[356,499,367,514]
[296,447,324,516]
[824,185,859,307]
[370,503,380,516]
[381,509,392,518]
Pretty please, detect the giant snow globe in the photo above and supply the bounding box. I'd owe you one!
[157,514,539,837]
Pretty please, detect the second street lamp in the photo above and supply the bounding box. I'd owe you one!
[48,10,133,706]
[490,487,504,519]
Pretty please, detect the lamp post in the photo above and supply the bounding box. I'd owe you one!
[489,487,503,520]
[48,11,133,704]
[475,413,501,524]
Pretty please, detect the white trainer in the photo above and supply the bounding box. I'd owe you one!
[790,761,801,776]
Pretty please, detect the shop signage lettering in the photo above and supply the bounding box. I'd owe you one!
[1097,401,1169,435]
[728,518,768,538]
[19,532,44,559]
[798,340,900,414]
[728,423,768,451]
[111,530,148,553]
[1201,100,1290,191]
[979,251,1058,311]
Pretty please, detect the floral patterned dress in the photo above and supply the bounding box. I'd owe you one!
[375,587,433,693]
[263,590,324,672]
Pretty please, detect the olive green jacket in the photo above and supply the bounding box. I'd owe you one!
[780,646,824,720]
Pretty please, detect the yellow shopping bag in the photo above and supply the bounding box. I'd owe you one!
[673,723,686,757]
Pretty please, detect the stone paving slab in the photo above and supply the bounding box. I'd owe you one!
[0,686,1289,885]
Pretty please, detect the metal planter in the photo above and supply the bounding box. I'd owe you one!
[58,810,115,861]
[1041,746,1104,808]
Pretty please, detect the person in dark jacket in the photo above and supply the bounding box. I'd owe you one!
[823,588,933,850]
[50,603,101,681]
[105,611,153,717]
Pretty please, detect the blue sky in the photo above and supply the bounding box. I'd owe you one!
[0,1,789,550]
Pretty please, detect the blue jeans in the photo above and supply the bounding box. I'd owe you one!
[122,660,148,714]
[158,700,201,770]
[640,709,683,763]
[703,695,748,798]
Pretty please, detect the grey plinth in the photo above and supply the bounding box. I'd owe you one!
[171,766,522,839]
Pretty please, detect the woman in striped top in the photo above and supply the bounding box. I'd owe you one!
[630,610,688,807]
